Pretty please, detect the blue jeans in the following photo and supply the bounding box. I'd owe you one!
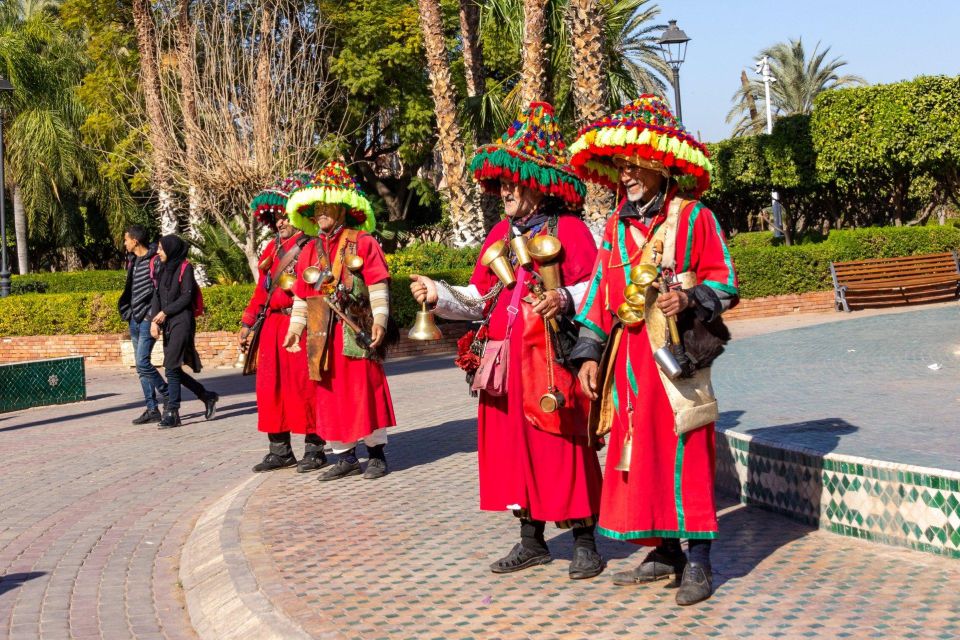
[129,319,168,411]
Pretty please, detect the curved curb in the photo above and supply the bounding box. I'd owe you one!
[179,474,313,640]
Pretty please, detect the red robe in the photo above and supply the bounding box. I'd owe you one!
[242,232,316,435]
[292,229,396,443]
[576,196,738,544]
[471,215,603,524]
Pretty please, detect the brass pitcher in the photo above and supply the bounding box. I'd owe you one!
[408,302,443,341]
[527,234,562,290]
[510,235,533,268]
[480,240,516,288]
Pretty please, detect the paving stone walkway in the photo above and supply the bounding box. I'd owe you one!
[1,306,959,639]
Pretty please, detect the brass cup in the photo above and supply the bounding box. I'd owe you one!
[257,254,274,272]
[408,302,443,341]
[616,301,644,327]
[510,236,533,268]
[276,271,297,291]
[528,234,563,290]
[480,240,516,288]
[623,283,646,310]
[630,263,658,288]
[539,390,565,413]
[301,266,333,286]
[345,255,364,272]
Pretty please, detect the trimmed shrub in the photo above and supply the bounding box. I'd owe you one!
[9,277,49,294]
[11,270,127,293]
[386,242,480,273]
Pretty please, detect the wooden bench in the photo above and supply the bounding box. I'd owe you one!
[829,252,960,312]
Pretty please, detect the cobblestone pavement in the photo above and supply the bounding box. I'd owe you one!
[2,306,960,639]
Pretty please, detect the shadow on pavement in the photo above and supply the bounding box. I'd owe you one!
[386,418,477,472]
[385,354,457,377]
[85,393,120,401]
[0,572,46,596]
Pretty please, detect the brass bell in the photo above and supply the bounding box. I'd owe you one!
[408,302,443,341]
[276,271,297,291]
[480,240,517,288]
[527,234,562,290]
[616,301,644,327]
[630,263,658,288]
[510,235,533,268]
[539,388,565,413]
[345,255,365,272]
[614,427,633,472]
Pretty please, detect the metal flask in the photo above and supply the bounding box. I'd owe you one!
[654,345,683,380]
[408,302,443,341]
[480,240,517,288]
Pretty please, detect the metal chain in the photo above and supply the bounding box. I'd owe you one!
[438,280,503,307]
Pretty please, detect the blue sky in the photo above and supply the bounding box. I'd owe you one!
[656,0,960,142]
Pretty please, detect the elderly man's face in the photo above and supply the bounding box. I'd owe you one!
[499,180,544,219]
[276,216,295,239]
[614,158,665,203]
[312,203,346,234]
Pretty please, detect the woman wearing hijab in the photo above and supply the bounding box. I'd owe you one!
[149,234,220,428]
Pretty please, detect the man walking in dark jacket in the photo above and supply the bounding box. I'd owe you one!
[118,224,168,424]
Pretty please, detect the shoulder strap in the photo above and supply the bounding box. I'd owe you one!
[178,261,189,282]
[503,269,528,340]
[148,255,159,283]
[660,198,691,270]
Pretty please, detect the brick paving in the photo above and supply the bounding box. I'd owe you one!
[2,306,959,639]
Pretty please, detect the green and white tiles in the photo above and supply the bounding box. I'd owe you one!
[716,428,960,558]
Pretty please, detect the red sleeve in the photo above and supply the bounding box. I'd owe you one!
[677,203,739,296]
[469,220,509,295]
[241,245,274,326]
[556,215,599,287]
[356,233,390,285]
[574,214,618,340]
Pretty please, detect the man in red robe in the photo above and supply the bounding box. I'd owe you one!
[241,173,324,473]
[569,95,738,605]
[410,102,604,580]
[283,161,396,481]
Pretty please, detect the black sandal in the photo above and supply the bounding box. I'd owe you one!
[489,543,552,574]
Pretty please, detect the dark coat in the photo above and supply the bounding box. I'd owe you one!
[118,243,158,321]
[150,239,202,372]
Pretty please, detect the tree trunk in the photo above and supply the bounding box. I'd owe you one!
[132,0,178,235]
[459,0,484,99]
[740,70,758,123]
[12,183,28,274]
[417,0,483,246]
[253,3,274,174]
[567,0,612,237]
[520,0,549,104]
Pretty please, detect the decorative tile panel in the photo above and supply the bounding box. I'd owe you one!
[716,428,960,558]
[0,356,86,413]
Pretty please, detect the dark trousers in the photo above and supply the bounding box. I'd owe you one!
[165,366,207,411]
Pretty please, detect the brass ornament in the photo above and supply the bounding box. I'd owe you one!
[539,388,565,413]
[528,234,562,290]
[510,235,533,268]
[480,240,517,288]
[344,255,365,272]
[614,427,633,472]
[616,301,644,327]
[408,302,443,341]
[276,271,297,291]
[257,254,274,272]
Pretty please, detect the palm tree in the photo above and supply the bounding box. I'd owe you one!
[727,38,865,137]
[520,0,549,103]
[417,0,484,246]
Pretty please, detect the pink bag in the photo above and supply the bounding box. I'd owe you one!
[470,269,526,397]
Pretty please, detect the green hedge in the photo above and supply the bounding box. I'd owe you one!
[0,269,475,337]
[11,270,127,293]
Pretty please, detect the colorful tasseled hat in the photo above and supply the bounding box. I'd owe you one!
[249,170,314,230]
[286,161,375,236]
[569,94,712,196]
[470,101,586,208]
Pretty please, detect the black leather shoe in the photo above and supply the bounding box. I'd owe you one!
[132,409,161,425]
[296,450,328,473]
[363,458,389,479]
[612,548,686,586]
[317,458,362,481]
[253,452,297,473]
[203,393,219,420]
[489,543,552,574]
[568,547,604,580]
[158,410,181,429]
[676,562,713,606]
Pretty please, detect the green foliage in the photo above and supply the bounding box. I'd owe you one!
[188,219,256,286]
[386,242,480,272]
[195,285,256,333]
[9,276,49,294]
[11,269,126,292]
[389,268,474,327]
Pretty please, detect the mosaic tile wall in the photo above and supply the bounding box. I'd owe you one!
[715,429,960,559]
[0,356,86,413]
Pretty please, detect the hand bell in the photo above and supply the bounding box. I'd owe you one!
[408,302,443,341]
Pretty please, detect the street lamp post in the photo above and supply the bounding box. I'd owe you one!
[657,20,690,123]
[0,74,13,297]
[755,56,783,238]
